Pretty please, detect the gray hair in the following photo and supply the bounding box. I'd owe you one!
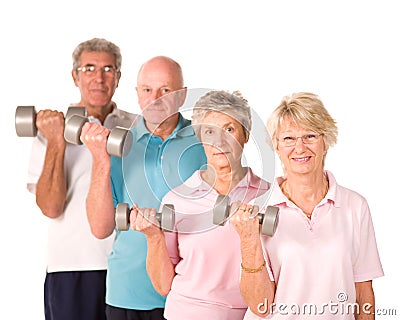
[267,92,338,150]
[72,38,122,72]
[192,90,252,140]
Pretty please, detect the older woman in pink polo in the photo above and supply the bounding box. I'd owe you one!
[129,90,271,320]
[230,92,384,319]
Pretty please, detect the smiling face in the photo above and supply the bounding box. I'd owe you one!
[276,117,327,176]
[200,111,248,171]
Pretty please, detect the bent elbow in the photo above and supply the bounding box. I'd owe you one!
[156,285,171,297]
[38,203,64,219]
[90,225,114,240]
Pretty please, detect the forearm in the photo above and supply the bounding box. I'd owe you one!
[355,281,375,320]
[240,239,275,317]
[146,234,175,296]
[36,142,66,218]
[86,158,115,239]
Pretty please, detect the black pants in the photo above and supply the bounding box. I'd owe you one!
[44,270,107,320]
[106,305,165,320]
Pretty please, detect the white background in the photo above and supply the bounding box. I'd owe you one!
[1,0,399,318]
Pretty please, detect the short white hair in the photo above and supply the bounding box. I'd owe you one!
[192,90,252,140]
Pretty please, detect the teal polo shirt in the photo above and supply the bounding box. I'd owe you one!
[107,114,207,310]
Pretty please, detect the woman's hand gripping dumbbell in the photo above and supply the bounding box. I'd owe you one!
[213,194,279,236]
[115,203,175,233]
[64,115,132,158]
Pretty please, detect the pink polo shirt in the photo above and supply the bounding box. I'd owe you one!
[162,167,271,320]
[245,171,384,320]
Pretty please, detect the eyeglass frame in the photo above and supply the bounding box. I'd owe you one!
[76,64,120,76]
[277,133,324,147]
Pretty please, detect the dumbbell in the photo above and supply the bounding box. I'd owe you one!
[213,194,279,236]
[64,114,133,158]
[15,105,86,137]
[115,203,175,232]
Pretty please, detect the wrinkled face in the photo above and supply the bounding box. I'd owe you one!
[136,61,185,126]
[72,51,120,109]
[199,111,248,170]
[276,118,327,175]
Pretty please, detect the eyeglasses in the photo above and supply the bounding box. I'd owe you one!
[277,133,323,147]
[77,65,119,77]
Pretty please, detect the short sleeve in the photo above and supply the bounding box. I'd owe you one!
[353,199,384,282]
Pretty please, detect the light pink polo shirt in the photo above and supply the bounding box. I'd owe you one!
[244,171,384,320]
[162,167,271,320]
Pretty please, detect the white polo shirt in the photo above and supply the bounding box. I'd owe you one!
[245,170,384,320]
[27,106,136,273]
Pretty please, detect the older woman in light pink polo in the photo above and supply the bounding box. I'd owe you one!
[129,90,272,320]
[231,92,384,320]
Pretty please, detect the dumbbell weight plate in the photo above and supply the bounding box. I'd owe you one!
[115,203,130,231]
[107,127,133,158]
[260,206,279,237]
[15,106,37,137]
[159,204,175,232]
[64,115,89,145]
[213,194,230,226]
[65,106,87,122]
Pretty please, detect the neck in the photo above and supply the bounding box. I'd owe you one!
[202,164,247,195]
[145,114,180,141]
[281,171,328,218]
[85,102,115,125]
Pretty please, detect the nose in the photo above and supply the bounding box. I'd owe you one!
[150,90,162,104]
[294,137,306,151]
[93,69,106,81]
[211,129,228,148]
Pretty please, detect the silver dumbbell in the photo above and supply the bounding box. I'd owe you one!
[213,194,279,236]
[115,203,175,232]
[15,105,86,137]
[64,114,133,158]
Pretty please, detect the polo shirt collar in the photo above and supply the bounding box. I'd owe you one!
[135,113,194,142]
[270,170,339,208]
[188,167,269,195]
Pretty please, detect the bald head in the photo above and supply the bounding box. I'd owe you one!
[135,56,187,135]
[137,56,184,88]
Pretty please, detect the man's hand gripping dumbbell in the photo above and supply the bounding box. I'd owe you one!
[64,115,132,158]
[15,105,86,138]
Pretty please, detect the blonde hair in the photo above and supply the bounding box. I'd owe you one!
[267,92,338,150]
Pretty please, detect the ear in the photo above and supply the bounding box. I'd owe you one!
[323,139,328,155]
[115,71,121,88]
[72,70,79,87]
[177,87,187,108]
[244,129,250,144]
[274,142,280,154]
